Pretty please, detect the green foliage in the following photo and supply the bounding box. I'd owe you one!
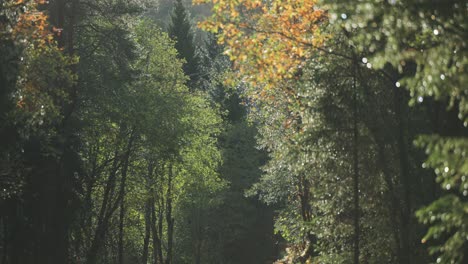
[415,136,468,263]
[324,1,468,262]
[168,0,201,88]
[325,0,467,116]
[6,0,467,263]
[0,0,76,200]
[74,17,226,263]
[416,195,468,264]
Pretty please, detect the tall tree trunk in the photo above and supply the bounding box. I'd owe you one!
[142,161,154,264]
[296,174,316,263]
[53,0,66,48]
[157,205,164,264]
[352,61,360,264]
[86,150,120,264]
[88,129,134,264]
[393,79,411,264]
[357,66,404,263]
[376,142,404,262]
[118,145,132,264]
[142,200,152,264]
[165,164,175,264]
[193,203,204,264]
[151,201,164,264]
[151,203,158,264]
[37,1,69,263]
[195,222,202,264]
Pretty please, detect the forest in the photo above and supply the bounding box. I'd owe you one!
[0,0,466,263]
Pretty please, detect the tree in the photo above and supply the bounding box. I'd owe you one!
[195,0,464,263]
[195,0,327,91]
[0,1,77,262]
[323,1,468,262]
[168,0,200,89]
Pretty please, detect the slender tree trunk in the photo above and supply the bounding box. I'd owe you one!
[157,205,164,264]
[118,147,131,264]
[165,164,175,264]
[195,218,202,264]
[193,203,204,264]
[88,129,134,264]
[62,0,78,123]
[142,161,154,264]
[66,0,76,55]
[54,0,66,48]
[295,173,317,263]
[393,84,411,264]
[86,150,120,264]
[151,204,158,264]
[352,61,360,264]
[151,164,164,264]
[142,200,151,264]
[151,201,164,264]
[38,1,69,263]
[118,195,125,264]
[357,66,404,263]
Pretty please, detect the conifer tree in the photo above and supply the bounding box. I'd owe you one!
[168,0,200,89]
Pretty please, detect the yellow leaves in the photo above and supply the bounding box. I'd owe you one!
[244,0,261,9]
[230,10,239,18]
[9,0,54,50]
[195,0,328,101]
[197,20,218,33]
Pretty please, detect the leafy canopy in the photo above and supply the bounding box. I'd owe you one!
[194,0,327,91]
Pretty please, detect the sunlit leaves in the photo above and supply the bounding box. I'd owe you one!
[1,0,54,48]
[194,0,327,92]
[324,1,468,261]
[1,0,76,129]
[325,0,467,123]
[415,135,468,263]
[416,195,468,264]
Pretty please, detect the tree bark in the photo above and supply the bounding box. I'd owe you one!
[352,60,360,264]
[87,128,134,264]
[165,164,175,264]
[151,201,164,264]
[393,76,411,264]
[118,143,132,264]
[357,65,405,263]
[142,161,154,264]
[157,205,164,264]
[86,149,120,264]
[142,200,151,264]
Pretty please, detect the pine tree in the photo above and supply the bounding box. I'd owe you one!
[168,0,200,89]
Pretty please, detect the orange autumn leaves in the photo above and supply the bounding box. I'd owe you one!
[194,0,327,94]
[4,0,54,48]
[3,0,75,114]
